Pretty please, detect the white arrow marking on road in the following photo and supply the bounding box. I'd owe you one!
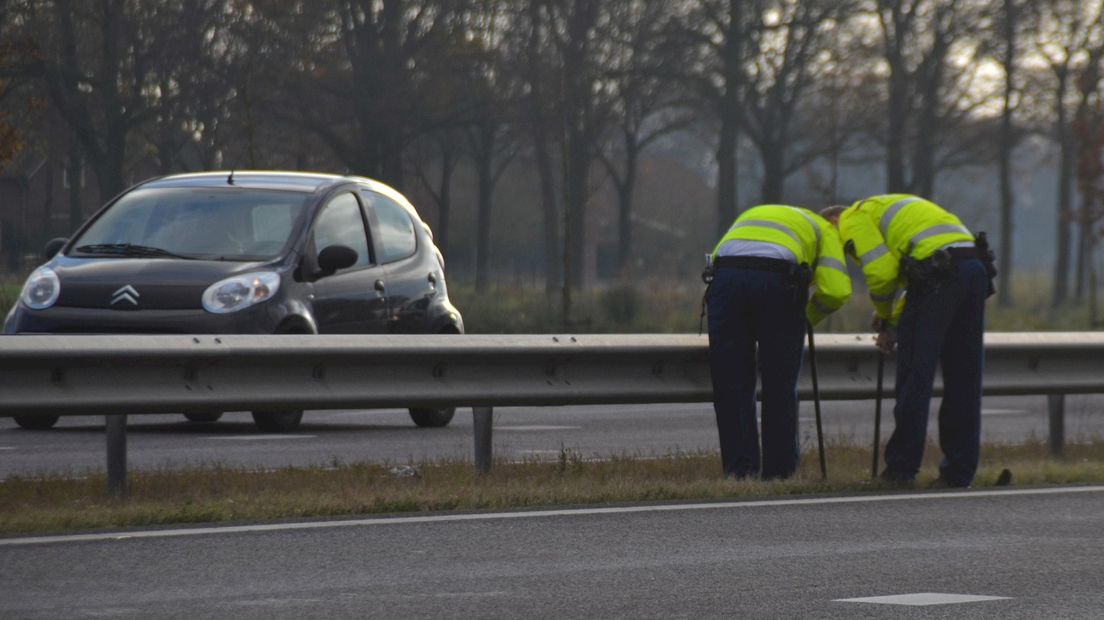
[835,593,1010,606]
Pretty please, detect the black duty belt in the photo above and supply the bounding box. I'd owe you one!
[944,246,982,261]
[713,255,797,274]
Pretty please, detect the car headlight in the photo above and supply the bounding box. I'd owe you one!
[20,267,61,310]
[202,272,281,314]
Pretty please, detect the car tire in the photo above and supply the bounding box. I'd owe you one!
[183,412,223,423]
[408,407,455,428]
[12,415,59,430]
[251,410,304,433]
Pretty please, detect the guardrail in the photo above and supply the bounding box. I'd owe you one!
[2,332,1101,494]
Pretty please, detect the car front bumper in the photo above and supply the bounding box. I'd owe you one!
[3,303,283,335]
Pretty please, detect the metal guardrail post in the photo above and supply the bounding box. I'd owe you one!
[473,406,493,474]
[105,414,128,498]
[1048,394,1065,457]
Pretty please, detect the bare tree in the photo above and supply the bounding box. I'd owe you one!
[142,0,235,173]
[1073,45,1104,300]
[990,0,1035,306]
[1034,0,1104,305]
[1072,58,1104,323]
[672,0,751,237]
[0,1,30,168]
[535,0,615,324]
[19,0,166,201]
[250,0,467,188]
[464,0,522,292]
[598,0,688,276]
[512,0,563,295]
[741,0,850,203]
[411,130,463,260]
[874,0,990,196]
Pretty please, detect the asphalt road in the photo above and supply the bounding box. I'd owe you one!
[2,486,1103,618]
[0,395,1101,476]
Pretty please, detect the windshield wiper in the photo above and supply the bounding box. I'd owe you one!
[74,243,193,259]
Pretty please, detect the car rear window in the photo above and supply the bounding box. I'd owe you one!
[363,191,417,263]
[72,188,309,261]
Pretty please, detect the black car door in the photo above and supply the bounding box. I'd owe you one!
[309,192,390,334]
[361,190,433,333]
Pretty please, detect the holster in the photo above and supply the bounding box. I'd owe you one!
[901,249,952,287]
[975,231,998,298]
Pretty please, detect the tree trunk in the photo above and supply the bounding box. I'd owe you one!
[95,128,127,202]
[534,123,561,296]
[715,0,743,238]
[716,116,738,236]
[616,148,637,276]
[997,0,1016,307]
[563,126,589,292]
[474,127,495,293]
[526,1,561,296]
[1075,199,1089,300]
[436,148,454,261]
[1053,72,1073,306]
[759,143,785,204]
[66,148,83,232]
[886,69,909,192]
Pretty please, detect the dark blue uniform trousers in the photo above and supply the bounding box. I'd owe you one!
[706,267,805,479]
[885,258,988,486]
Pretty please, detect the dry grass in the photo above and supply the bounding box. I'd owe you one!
[3,438,1104,537]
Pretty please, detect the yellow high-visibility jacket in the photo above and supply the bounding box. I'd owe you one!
[713,204,851,325]
[838,194,974,325]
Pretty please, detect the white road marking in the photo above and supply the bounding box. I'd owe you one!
[835,593,1010,606]
[211,435,317,441]
[496,425,581,432]
[981,409,1027,416]
[322,410,405,418]
[1,485,1102,548]
[0,446,16,451]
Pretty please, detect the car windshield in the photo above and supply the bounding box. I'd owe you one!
[71,187,310,261]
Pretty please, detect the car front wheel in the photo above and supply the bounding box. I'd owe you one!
[12,415,59,430]
[250,321,312,432]
[408,407,455,428]
[251,410,304,432]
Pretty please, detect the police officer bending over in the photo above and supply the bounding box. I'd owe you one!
[705,205,851,479]
[831,194,996,487]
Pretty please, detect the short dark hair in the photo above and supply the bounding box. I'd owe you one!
[819,205,847,223]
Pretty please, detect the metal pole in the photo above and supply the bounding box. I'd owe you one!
[473,406,493,474]
[105,414,128,498]
[872,352,884,479]
[1047,394,1065,457]
[805,322,827,480]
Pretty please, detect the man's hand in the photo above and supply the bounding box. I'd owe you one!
[875,325,896,354]
[870,313,884,332]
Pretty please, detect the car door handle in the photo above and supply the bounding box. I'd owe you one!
[374,280,386,293]
[427,272,437,285]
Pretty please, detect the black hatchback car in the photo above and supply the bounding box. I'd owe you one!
[4,171,463,431]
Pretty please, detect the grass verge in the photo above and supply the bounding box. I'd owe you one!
[3,439,1104,537]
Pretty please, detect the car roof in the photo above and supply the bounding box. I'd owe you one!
[140,171,398,195]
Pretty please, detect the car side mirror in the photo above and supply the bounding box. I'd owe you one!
[317,244,358,275]
[44,237,67,259]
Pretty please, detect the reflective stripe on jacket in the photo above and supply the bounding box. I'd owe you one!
[838,194,973,323]
[713,204,851,325]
